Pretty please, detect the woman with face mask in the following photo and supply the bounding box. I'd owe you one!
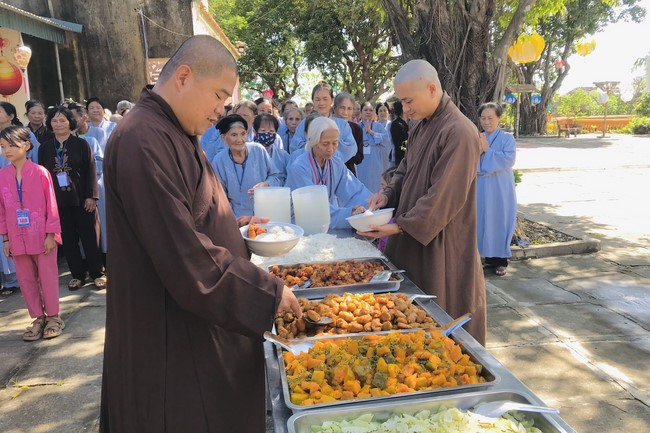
[252,114,290,186]
[211,115,282,217]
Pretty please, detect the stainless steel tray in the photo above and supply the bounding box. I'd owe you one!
[272,293,440,340]
[268,257,403,299]
[287,389,574,433]
[277,330,499,412]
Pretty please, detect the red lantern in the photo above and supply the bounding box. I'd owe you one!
[0,57,23,97]
[553,59,566,69]
[262,88,274,98]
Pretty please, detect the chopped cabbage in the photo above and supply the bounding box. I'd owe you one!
[308,406,543,433]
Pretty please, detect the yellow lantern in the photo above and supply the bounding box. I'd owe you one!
[575,40,596,56]
[13,46,32,70]
[508,32,546,64]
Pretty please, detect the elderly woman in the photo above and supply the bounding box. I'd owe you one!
[289,82,357,165]
[211,114,282,218]
[477,102,517,276]
[25,100,54,144]
[334,93,364,175]
[357,101,391,193]
[286,117,371,229]
[278,107,303,153]
[38,106,105,290]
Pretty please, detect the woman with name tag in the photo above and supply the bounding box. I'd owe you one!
[38,106,106,291]
[0,126,63,340]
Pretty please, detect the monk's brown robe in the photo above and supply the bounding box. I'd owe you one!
[384,93,487,345]
[100,88,283,433]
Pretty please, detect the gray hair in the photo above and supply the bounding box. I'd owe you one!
[305,117,339,152]
[282,107,304,122]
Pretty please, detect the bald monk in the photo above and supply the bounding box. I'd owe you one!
[361,59,487,345]
[99,35,302,433]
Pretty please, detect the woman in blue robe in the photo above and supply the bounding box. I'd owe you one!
[286,117,370,229]
[376,102,394,165]
[278,107,304,153]
[252,114,290,186]
[289,82,357,164]
[200,124,226,162]
[86,97,116,138]
[211,115,282,218]
[356,102,391,193]
[476,102,517,276]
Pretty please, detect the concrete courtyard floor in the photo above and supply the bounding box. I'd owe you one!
[0,133,648,432]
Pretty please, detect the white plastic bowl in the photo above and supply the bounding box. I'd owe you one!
[240,222,303,257]
[346,208,394,232]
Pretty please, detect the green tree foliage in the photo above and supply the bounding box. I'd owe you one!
[634,91,650,116]
[210,0,303,98]
[555,88,633,117]
[295,0,400,101]
[513,0,645,134]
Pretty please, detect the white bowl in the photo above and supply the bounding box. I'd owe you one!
[346,208,395,232]
[240,222,303,257]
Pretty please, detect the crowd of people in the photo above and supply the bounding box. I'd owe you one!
[0,35,522,433]
[0,97,134,340]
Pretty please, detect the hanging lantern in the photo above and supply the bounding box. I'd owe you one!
[596,93,609,104]
[575,40,596,56]
[0,57,23,97]
[553,59,566,69]
[12,46,32,70]
[508,32,546,64]
[262,88,274,98]
[504,93,517,105]
[530,94,542,105]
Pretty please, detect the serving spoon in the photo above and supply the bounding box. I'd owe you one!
[370,269,406,282]
[471,401,560,419]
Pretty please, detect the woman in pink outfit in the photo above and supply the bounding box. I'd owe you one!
[0,126,63,341]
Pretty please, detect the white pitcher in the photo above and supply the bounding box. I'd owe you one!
[254,187,291,223]
[291,185,330,235]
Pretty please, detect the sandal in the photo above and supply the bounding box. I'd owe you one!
[94,276,107,289]
[1,286,19,296]
[23,317,45,341]
[43,316,65,340]
[68,278,83,291]
[495,266,507,276]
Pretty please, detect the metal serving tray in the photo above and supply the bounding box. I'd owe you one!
[272,293,440,340]
[267,257,404,299]
[277,330,499,412]
[287,389,574,433]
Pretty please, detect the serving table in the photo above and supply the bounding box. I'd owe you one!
[263,232,577,433]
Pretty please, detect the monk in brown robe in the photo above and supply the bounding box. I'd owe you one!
[99,36,301,433]
[361,60,487,345]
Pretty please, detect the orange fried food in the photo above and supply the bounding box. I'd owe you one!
[248,223,267,240]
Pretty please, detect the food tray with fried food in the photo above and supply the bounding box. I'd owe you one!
[274,292,438,340]
[268,257,403,299]
[277,329,498,411]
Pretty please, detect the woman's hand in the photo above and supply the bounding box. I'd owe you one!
[364,122,374,135]
[44,234,57,254]
[84,198,97,212]
[248,182,269,195]
[367,193,388,211]
[236,216,270,227]
[3,241,10,258]
[351,206,366,216]
[356,222,401,239]
[479,133,489,153]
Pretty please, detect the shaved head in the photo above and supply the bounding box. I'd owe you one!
[394,59,441,88]
[158,35,237,83]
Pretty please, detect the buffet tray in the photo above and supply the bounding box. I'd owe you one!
[268,257,403,299]
[272,293,440,341]
[287,389,572,433]
[277,329,499,412]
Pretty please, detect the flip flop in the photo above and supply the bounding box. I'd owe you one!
[1,286,19,296]
[94,276,107,289]
[68,279,83,291]
[23,318,45,341]
[495,266,507,276]
[43,316,65,340]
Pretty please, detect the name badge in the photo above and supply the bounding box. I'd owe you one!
[16,209,30,227]
[363,145,371,155]
[57,172,69,187]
